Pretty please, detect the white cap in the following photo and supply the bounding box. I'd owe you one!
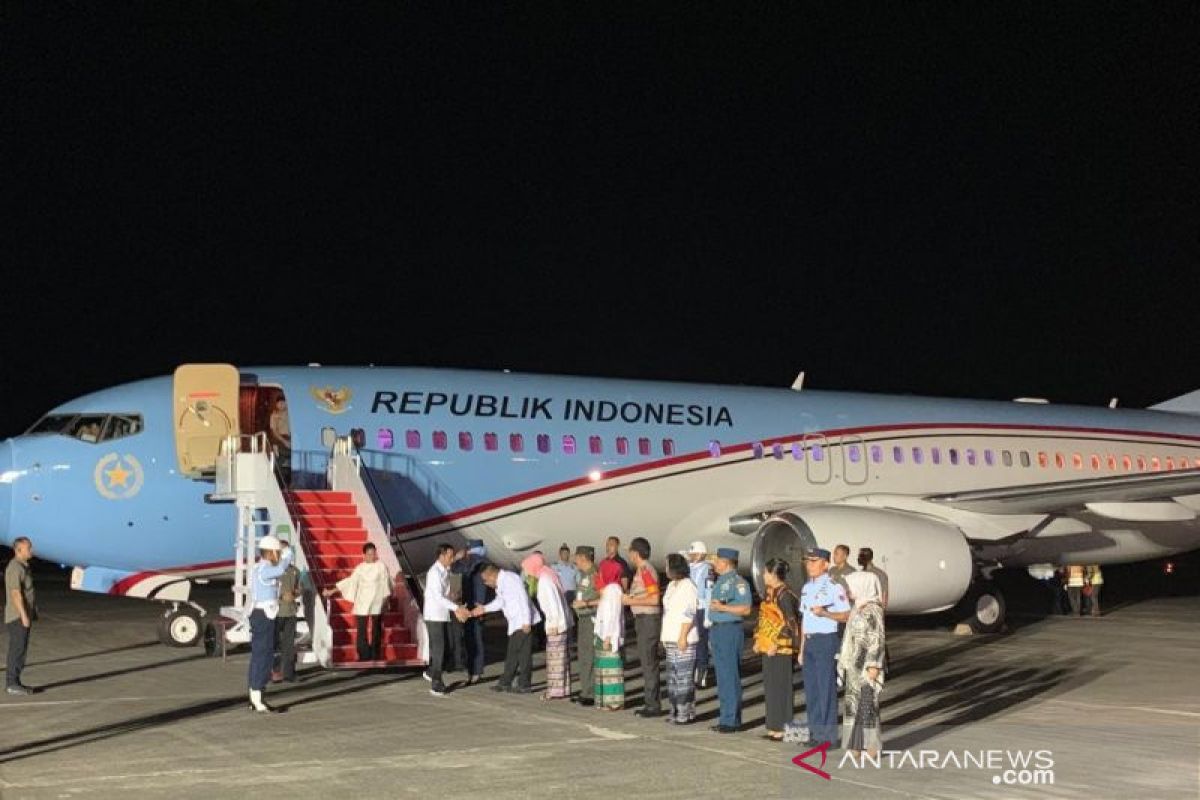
[258,535,284,551]
[687,540,708,555]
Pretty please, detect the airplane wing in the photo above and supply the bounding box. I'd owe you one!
[925,468,1200,516]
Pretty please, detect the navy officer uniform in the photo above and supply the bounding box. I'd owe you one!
[708,547,752,733]
[248,534,293,713]
[800,547,850,746]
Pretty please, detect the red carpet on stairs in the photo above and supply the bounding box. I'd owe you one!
[286,490,421,667]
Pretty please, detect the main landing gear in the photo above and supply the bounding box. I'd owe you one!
[954,569,1008,634]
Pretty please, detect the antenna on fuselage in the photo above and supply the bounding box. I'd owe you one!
[791,371,805,391]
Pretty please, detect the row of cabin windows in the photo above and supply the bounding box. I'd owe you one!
[738,440,1200,472]
[374,428,676,457]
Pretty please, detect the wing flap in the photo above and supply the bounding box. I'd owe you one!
[926,469,1200,515]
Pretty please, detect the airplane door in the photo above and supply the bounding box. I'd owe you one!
[803,433,831,484]
[173,364,240,477]
[841,435,868,485]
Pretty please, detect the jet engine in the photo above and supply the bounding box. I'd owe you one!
[748,505,973,614]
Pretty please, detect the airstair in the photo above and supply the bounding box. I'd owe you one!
[210,433,426,669]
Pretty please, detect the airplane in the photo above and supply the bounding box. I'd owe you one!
[3,363,1200,650]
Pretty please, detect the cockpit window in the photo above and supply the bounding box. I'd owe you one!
[26,413,143,443]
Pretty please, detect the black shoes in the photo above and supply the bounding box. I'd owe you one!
[635,708,665,718]
[710,724,738,734]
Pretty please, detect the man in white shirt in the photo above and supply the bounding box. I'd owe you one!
[473,564,541,693]
[424,544,469,697]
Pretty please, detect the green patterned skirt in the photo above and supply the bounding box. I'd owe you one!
[593,637,624,709]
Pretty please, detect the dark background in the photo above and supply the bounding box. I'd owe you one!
[4,4,1198,437]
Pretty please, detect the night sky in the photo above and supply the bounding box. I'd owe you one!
[5,5,1198,438]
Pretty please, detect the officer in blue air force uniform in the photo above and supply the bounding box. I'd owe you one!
[799,547,851,747]
[248,535,293,713]
[707,547,753,734]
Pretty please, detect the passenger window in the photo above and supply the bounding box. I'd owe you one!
[848,444,861,463]
[1072,453,1083,470]
[459,432,474,451]
[1090,454,1101,471]
[870,445,883,464]
[537,434,551,454]
[1054,453,1065,469]
[1020,451,1031,467]
[1037,451,1049,468]
[931,447,942,465]
[966,449,977,466]
[1122,455,1132,471]
[406,429,421,449]
[892,446,904,464]
[377,428,394,450]
[1136,456,1146,471]
[1002,451,1013,467]
[984,449,995,467]
[1106,454,1117,471]
[638,437,651,456]
[771,442,783,460]
[753,442,764,459]
[811,444,824,461]
[792,443,804,461]
[484,433,498,451]
[589,435,603,455]
[1165,456,1175,471]
[912,446,924,465]
[432,431,448,450]
[617,437,629,456]
[708,440,722,458]
[949,448,960,466]
[510,433,524,453]
[1151,456,1161,471]
[562,435,576,455]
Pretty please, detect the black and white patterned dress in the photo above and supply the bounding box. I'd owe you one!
[839,601,885,752]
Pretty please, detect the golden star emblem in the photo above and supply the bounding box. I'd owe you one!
[105,462,132,488]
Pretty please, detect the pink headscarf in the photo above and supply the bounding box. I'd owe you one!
[521,553,562,590]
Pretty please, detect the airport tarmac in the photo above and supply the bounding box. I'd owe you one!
[0,575,1197,800]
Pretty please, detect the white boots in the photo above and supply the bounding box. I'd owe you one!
[249,688,275,713]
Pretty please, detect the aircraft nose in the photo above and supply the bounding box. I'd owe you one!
[0,439,11,545]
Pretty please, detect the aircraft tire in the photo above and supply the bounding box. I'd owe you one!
[964,582,1007,634]
[158,607,203,648]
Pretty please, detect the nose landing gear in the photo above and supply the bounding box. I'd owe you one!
[157,603,205,647]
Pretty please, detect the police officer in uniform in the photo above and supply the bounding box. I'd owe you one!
[571,545,600,706]
[707,547,752,733]
[799,547,850,746]
[248,535,292,713]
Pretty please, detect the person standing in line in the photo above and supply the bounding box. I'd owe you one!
[1086,564,1104,617]
[571,546,600,706]
[474,564,541,693]
[828,545,855,593]
[708,547,753,734]
[622,536,664,718]
[268,396,292,483]
[272,538,302,684]
[322,543,394,662]
[753,558,801,742]
[685,541,714,688]
[248,535,292,713]
[799,547,851,747]
[601,536,632,592]
[838,571,886,757]
[451,539,491,684]
[592,559,627,710]
[1065,564,1086,616]
[522,553,573,700]
[857,548,889,608]
[5,537,38,695]
[552,544,579,607]
[660,553,699,725]
[420,544,469,697]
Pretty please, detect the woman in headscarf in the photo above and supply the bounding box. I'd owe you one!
[522,553,573,700]
[752,558,801,741]
[839,570,886,756]
[592,559,627,711]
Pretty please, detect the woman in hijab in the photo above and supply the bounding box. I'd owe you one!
[592,559,627,711]
[839,570,886,756]
[522,553,573,700]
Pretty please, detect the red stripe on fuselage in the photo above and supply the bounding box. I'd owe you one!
[107,559,236,596]
[391,421,1200,534]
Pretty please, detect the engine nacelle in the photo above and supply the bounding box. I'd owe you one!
[749,505,973,614]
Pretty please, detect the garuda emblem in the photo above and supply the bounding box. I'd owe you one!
[310,386,352,415]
